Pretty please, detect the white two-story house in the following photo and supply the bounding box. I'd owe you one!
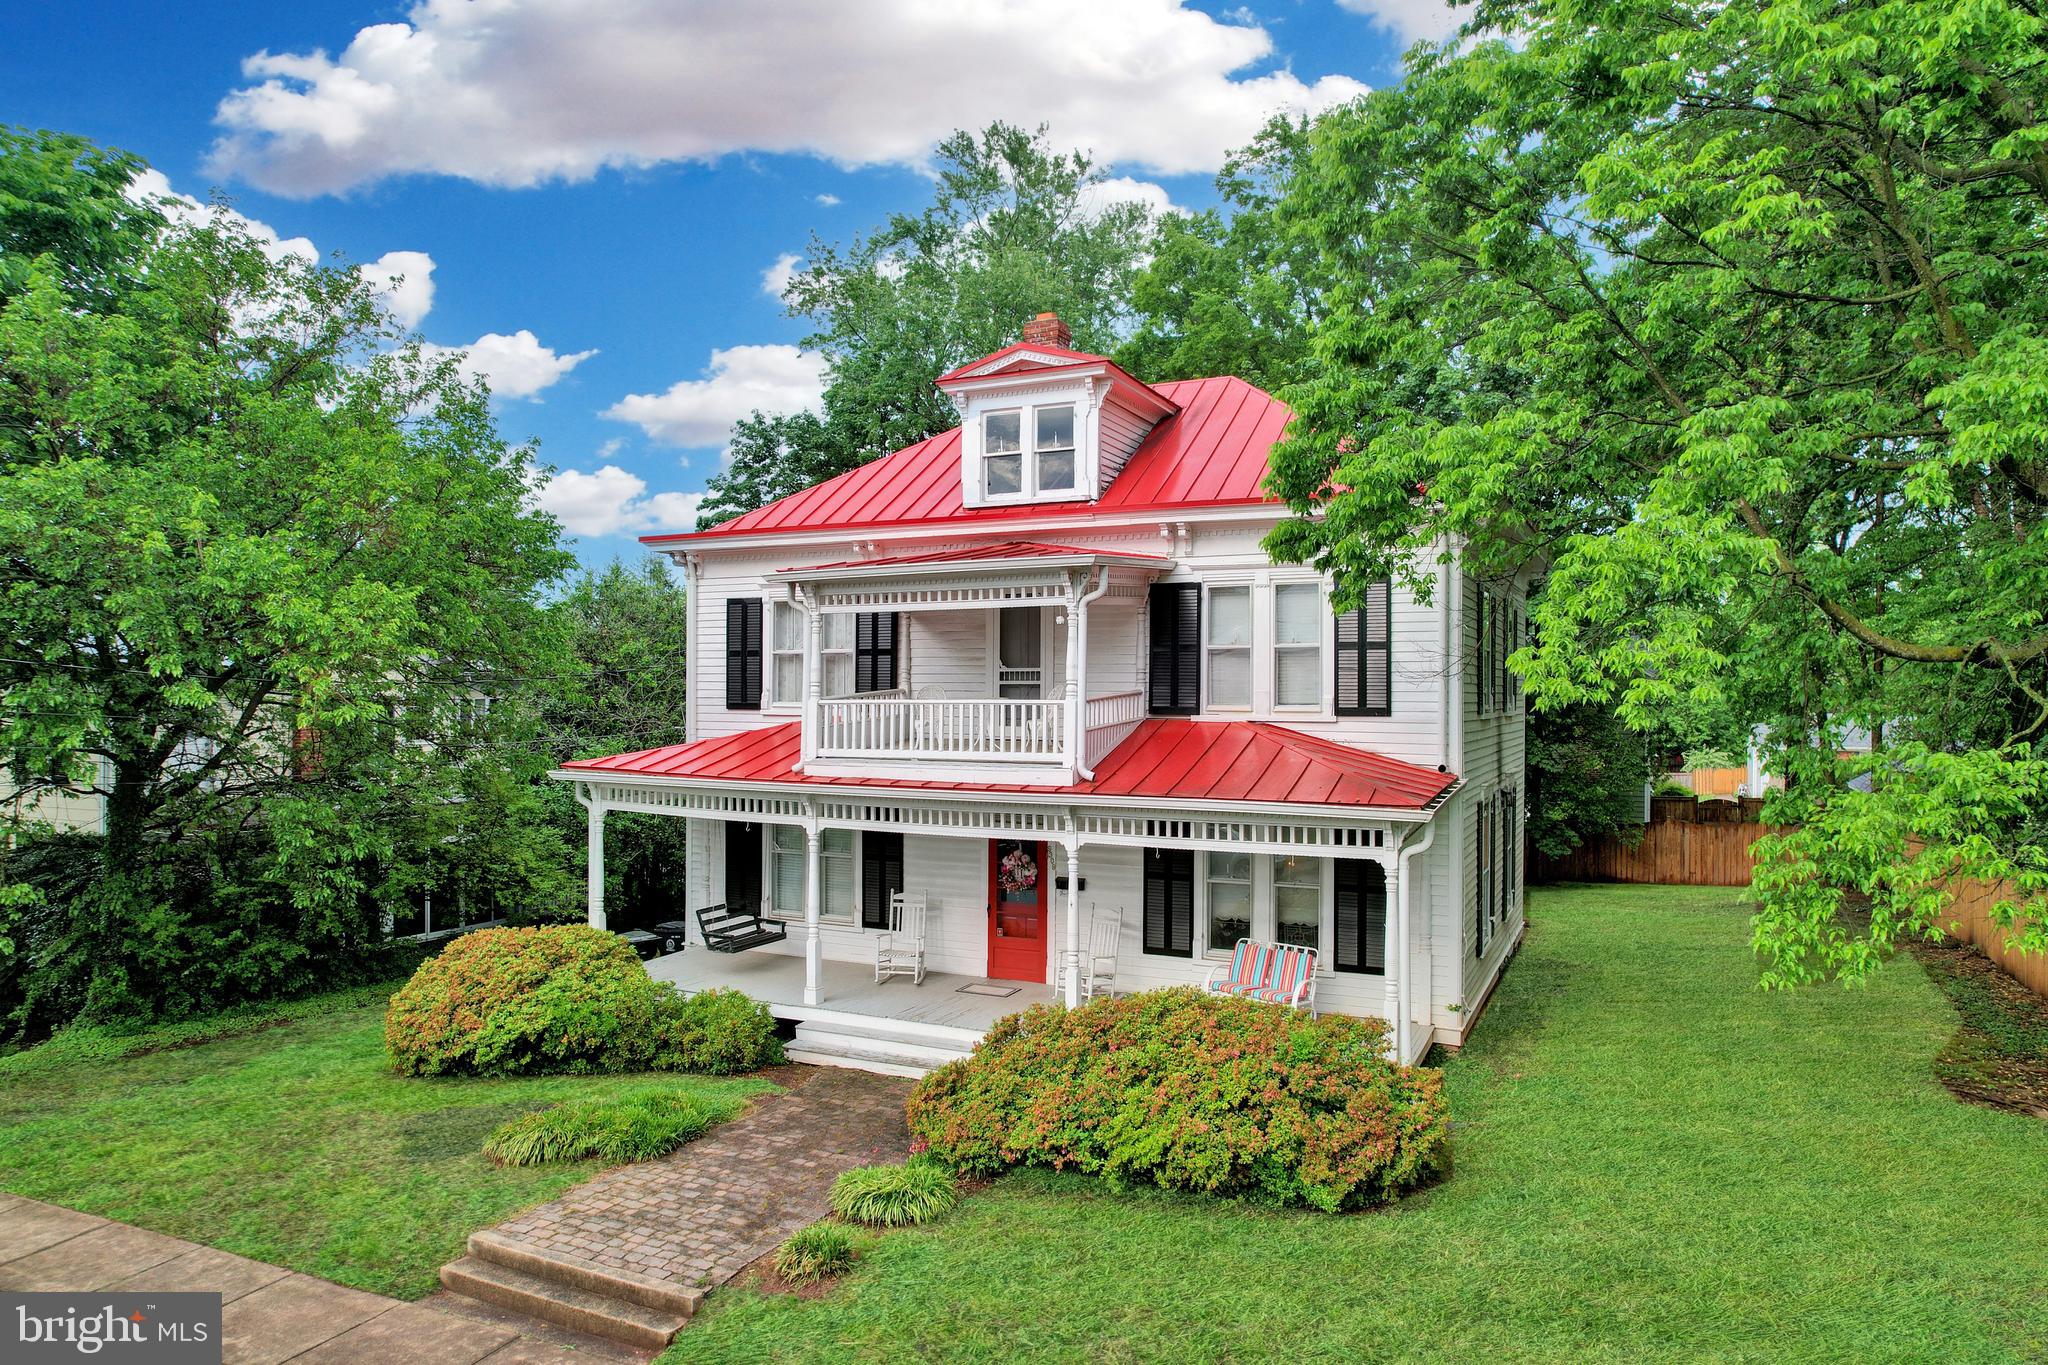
[553,314,1529,1074]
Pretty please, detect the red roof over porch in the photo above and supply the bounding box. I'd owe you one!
[560,718,1456,812]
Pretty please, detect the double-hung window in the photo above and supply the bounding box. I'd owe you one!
[1273,582,1323,709]
[1206,585,1252,709]
[981,403,1078,500]
[770,602,804,706]
[1204,852,1252,953]
[1272,855,1322,949]
[769,825,854,922]
[770,606,881,705]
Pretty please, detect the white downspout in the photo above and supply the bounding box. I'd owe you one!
[1395,818,1438,1065]
[1073,567,1113,780]
[680,551,700,743]
[1439,543,1459,775]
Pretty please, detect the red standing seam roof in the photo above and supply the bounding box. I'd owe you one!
[561,718,1456,812]
[647,376,1287,546]
[781,541,1171,573]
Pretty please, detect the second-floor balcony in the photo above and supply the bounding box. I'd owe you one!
[772,542,1170,784]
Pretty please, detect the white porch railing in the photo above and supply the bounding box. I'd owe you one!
[1082,690,1145,769]
[816,697,1067,760]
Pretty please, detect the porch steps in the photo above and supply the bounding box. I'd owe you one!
[785,1015,979,1078]
[439,1230,700,1350]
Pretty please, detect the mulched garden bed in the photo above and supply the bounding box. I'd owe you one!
[1905,932,2048,1119]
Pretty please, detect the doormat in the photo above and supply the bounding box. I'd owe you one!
[957,982,1021,998]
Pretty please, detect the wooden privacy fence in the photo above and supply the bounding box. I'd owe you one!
[1933,875,2048,998]
[1533,797,1788,887]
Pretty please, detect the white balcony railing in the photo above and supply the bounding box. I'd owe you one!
[816,697,1066,761]
[1082,690,1145,769]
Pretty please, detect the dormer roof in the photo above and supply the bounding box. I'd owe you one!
[934,342,1178,421]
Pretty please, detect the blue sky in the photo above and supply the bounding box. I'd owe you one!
[7,1,1435,569]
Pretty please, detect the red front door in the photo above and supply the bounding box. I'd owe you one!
[987,839,1048,983]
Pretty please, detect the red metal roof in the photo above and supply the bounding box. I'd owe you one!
[782,541,1171,574]
[648,375,1288,546]
[561,718,1456,812]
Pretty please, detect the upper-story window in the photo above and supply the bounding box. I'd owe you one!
[1206,585,1252,709]
[980,403,1078,501]
[1273,583,1323,709]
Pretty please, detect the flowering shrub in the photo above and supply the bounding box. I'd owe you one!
[905,988,1449,1212]
[384,926,782,1076]
[649,987,784,1075]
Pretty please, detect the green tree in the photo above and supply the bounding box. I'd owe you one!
[1116,116,1329,391]
[0,130,575,1024]
[1526,703,1650,860]
[696,123,1158,528]
[1266,0,2048,983]
[540,559,692,926]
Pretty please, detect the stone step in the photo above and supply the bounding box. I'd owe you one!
[468,1230,702,1319]
[787,1023,974,1078]
[439,1255,689,1351]
[782,1004,984,1051]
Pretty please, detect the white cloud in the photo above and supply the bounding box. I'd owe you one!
[126,167,320,266]
[206,0,1369,195]
[604,344,826,448]
[530,464,703,536]
[815,192,841,206]
[358,248,437,328]
[1077,176,1182,219]
[1334,0,1462,44]
[421,329,597,400]
[760,251,802,300]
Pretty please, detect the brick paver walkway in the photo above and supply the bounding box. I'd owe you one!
[490,1065,913,1291]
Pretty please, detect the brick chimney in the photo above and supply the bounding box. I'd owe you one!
[1020,311,1072,348]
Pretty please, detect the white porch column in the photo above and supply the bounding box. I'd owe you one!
[1063,840,1083,1008]
[801,590,822,766]
[585,797,607,931]
[1381,853,1401,1047]
[1063,577,1083,769]
[802,825,824,1005]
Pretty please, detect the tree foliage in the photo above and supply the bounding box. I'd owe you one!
[1116,116,1329,391]
[1526,703,1651,860]
[0,128,576,1029]
[1267,0,2048,981]
[699,122,1156,527]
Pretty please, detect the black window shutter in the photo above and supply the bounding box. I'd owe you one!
[725,599,762,710]
[1495,600,1509,712]
[1142,848,1194,956]
[854,611,899,695]
[1148,583,1200,715]
[860,830,904,929]
[1473,802,1488,956]
[1335,579,1392,716]
[1334,860,1388,975]
[1474,585,1489,716]
[724,821,762,911]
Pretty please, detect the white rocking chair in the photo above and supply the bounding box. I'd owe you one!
[875,890,927,986]
[1056,905,1125,1001]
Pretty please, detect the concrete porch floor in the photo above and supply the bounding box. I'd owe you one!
[646,948,1055,1036]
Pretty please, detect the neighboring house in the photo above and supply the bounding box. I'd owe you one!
[1,760,109,843]
[553,314,1531,1071]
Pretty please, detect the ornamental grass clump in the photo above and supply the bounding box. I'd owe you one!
[829,1161,958,1227]
[906,987,1450,1212]
[775,1222,861,1285]
[484,1090,713,1166]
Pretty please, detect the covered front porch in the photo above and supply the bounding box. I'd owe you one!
[648,949,1056,1035]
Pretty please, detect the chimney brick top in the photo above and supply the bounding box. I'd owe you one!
[1020,311,1072,348]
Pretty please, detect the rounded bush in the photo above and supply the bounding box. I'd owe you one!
[651,987,784,1074]
[775,1222,859,1285]
[829,1161,958,1227]
[906,987,1450,1212]
[385,926,661,1076]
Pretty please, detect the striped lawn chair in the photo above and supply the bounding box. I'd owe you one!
[1204,939,1273,1000]
[1243,944,1318,1014]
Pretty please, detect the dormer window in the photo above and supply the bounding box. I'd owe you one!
[1036,406,1076,491]
[983,410,1024,496]
[980,402,1078,501]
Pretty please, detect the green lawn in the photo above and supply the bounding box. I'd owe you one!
[665,885,2048,1364]
[0,987,771,1298]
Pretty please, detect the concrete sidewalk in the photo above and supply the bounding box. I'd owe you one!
[0,1192,630,1363]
